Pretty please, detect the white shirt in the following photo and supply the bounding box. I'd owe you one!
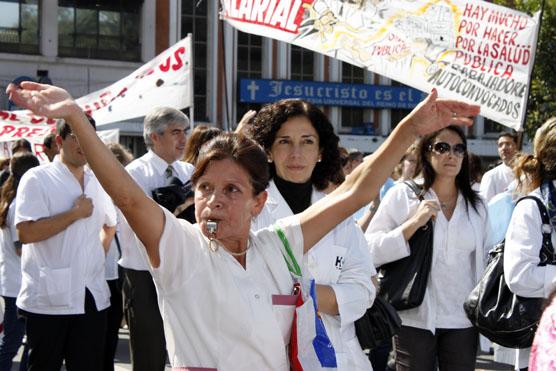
[118,151,194,270]
[0,201,21,297]
[252,181,375,371]
[504,184,556,299]
[15,159,117,315]
[480,163,515,202]
[144,207,303,370]
[365,182,489,333]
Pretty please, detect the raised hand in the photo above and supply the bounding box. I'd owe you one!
[5,82,81,120]
[405,89,480,136]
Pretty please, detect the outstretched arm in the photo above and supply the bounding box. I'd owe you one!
[299,89,480,252]
[6,82,165,267]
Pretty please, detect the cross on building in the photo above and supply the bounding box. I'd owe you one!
[247,80,259,101]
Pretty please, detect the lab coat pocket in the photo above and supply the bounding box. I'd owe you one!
[272,294,297,345]
[39,267,71,307]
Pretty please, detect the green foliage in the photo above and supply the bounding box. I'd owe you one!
[494,0,556,138]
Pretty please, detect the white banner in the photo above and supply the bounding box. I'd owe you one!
[0,35,193,142]
[221,0,540,130]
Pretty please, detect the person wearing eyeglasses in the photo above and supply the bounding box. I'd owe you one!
[365,125,489,371]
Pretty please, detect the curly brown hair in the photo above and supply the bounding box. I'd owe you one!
[244,99,342,191]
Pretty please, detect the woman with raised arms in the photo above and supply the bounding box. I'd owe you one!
[5,82,479,370]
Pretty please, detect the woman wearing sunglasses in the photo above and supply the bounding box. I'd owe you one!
[365,125,489,371]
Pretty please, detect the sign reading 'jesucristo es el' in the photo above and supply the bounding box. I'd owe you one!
[240,79,427,109]
[221,0,540,131]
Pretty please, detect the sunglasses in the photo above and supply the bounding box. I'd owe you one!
[429,142,466,157]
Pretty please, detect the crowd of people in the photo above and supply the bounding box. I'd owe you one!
[0,80,553,371]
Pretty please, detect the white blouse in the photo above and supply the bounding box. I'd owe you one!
[365,182,489,332]
[252,181,375,371]
[144,207,304,370]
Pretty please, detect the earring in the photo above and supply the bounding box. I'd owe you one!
[317,158,322,162]
[267,158,273,163]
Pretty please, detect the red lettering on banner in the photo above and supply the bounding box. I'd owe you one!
[28,127,49,138]
[462,3,489,21]
[159,47,186,72]
[0,125,15,137]
[135,68,154,79]
[223,0,313,33]
[12,126,30,138]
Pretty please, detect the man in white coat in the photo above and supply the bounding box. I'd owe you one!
[15,119,116,370]
[480,132,518,202]
[118,107,194,371]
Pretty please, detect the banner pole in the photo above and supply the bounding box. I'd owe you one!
[188,33,195,132]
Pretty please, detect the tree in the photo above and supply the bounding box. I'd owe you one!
[494,0,556,138]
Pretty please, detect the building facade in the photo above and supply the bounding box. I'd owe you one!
[0,0,521,159]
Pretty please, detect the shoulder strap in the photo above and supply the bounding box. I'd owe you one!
[274,226,302,277]
[114,232,122,260]
[516,196,556,266]
[404,180,425,201]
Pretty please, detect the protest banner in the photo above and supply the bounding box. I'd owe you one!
[0,35,193,143]
[221,0,540,130]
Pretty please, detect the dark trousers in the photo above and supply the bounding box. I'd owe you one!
[0,296,26,371]
[394,326,478,371]
[104,277,124,371]
[20,289,107,371]
[122,268,166,371]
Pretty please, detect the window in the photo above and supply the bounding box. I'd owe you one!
[236,31,262,123]
[0,0,39,54]
[58,0,141,61]
[182,0,209,122]
[340,63,373,134]
[484,118,505,134]
[291,45,314,81]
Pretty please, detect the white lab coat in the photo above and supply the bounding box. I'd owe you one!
[504,183,556,368]
[252,180,375,371]
[144,207,304,370]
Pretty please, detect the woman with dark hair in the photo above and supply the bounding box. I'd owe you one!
[366,125,489,371]
[0,152,39,370]
[246,99,374,370]
[504,117,556,370]
[6,82,479,370]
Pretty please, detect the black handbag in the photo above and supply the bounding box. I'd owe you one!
[355,296,402,350]
[378,181,434,310]
[463,195,556,348]
[152,177,193,212]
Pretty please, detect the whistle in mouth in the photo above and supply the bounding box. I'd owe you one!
[207,220,218,235]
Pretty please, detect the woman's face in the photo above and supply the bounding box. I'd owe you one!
[194,158,266,243]
[269,116,321,184]
[428,129,466,179]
